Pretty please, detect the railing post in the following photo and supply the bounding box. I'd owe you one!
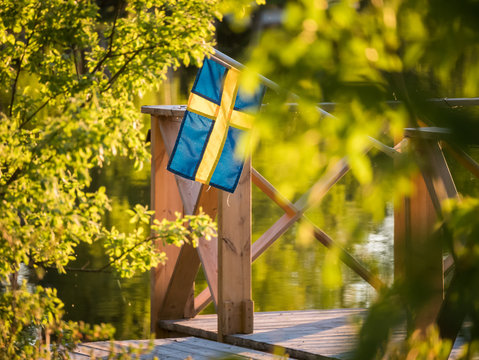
[217,158,253,341]
[149,113,188,336]
[394,132,445,333]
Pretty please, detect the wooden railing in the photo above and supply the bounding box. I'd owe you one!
[143,103,479,341]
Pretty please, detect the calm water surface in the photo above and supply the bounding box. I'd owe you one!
[43,156,394,339]
[42,81,402,340]
[44,131,478,340]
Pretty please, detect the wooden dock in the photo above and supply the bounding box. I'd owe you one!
[158,309,365,360]
[137,106,477,359]
[71,336,288,359]
[72,308,468,359]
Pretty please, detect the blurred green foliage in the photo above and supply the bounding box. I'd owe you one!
[2,0,479,357]
[240,0,479,358]
[0,0,266,357]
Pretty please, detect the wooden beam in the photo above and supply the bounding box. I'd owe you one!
[253,157,351,259]
[158,181,204,320]
[251,169,383,289]
[405,172,443,332]
[442,141,479,180]
[414,139,458,215]
[194,186,220,310]
[159,243,200,320]
[194,160,386,313]
[217,159,253,340]
[157,117,203,215]
[194,288,213,315]
[412,137,462,336]
[194,158,352,314]
[368,136,402,158]
[251,168,297,217]
[312,225,384,290]
[150,115,185,335]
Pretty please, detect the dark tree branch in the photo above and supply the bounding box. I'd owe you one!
[97,232,162,272]
[89,0,123,75]
[8,34,35,118]
[3,168,22,189]
[72,46,81,79]
[8,8,41,118]
[101,47,144,93]
[20,94,59,129]
[9,61,22,118]
[34,233,179,274]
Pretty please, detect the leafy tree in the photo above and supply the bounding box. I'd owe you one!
[242,0,479,358]
[0,0,273,357]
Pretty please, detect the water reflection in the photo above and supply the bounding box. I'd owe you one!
[42,79,478,341]
[44,157,395,340]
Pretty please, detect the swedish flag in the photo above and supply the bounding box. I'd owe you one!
[167,57,265,193]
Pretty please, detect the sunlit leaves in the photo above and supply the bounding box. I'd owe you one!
[103,207,216,278]
[0,283,114,359]
[243,0,479,357]
[0,0,219,277]
[0,0,223,356]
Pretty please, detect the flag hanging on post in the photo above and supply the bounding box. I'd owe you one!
[167,57,265,193]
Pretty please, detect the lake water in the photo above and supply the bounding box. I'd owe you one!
[43,153,395,340]
[42,104,479,340]
[41,76,402,340]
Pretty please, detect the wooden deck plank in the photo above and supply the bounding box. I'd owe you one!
[218,158,253,339]
[150,115,186,333]
[72,337,287,359]
[73,310,466,359]
[159,309,365,359]
[158,310,466,360]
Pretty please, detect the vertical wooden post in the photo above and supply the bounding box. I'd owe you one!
[407,173,443,332]
[150,115,185,336]
[394,134,444,333]
[217,158,253,341]
[394,137,408,282]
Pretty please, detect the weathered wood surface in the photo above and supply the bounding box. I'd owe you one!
[71,336,287,359]
[218,158,253,340]
[150,116,190,333]
[160,309,365,360]
[158,310,465,360]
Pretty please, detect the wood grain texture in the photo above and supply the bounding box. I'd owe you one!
[407,173,443,332]
[150,116,185,334]
[159,309,365,360]
[142,105,186,117]
[218,158,252,340]
[157,116,202,215]
[414,139,458,215]
[157,310,465,360]
[194,186,220,314]
[159,243,200,320]
[71,337,285,360]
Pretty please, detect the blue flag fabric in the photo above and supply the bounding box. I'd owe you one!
[167,57,265,193]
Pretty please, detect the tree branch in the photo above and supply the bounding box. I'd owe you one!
[8,7,41,118]
[35,233,178,274]
[20,94,59,129]
[100,47,144,93]
[97,232,163,272]
[89,0,123,75]
[8,33,36,118]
